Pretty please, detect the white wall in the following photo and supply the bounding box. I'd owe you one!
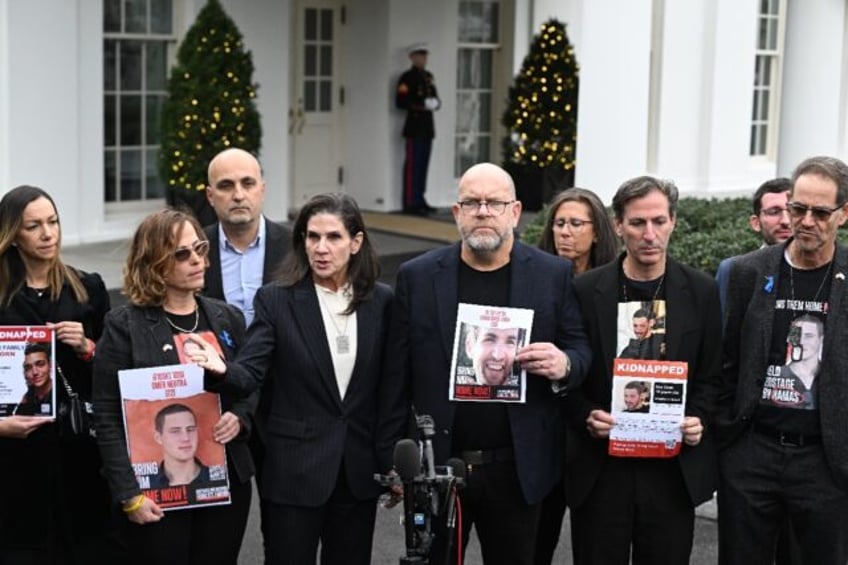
[340,0,393,211]
[220,0,291,223]
[574,0,653,204]
[778,0,848,175]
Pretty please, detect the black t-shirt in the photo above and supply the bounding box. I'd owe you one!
[755,257,830,436]
[451,260,513,453]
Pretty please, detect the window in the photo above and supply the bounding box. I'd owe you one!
[103,0,176,203]
[455,1,500,176]
[750,0,785,157]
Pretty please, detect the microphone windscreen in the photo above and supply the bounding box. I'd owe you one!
[393,439,421,481]
[445,457,466,480]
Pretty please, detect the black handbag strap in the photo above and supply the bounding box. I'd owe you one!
[56,366,77,397]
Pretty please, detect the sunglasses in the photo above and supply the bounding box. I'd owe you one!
[786,201,845,222]
[174,240,210,262]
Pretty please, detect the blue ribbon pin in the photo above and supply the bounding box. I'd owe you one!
[763,276,775,294]
[219,330,234,348]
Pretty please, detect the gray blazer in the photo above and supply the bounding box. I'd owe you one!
[720,241,848,488]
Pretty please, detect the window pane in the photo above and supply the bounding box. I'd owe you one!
[145,148,164,198]
[120,149,142,200]
[456,92,478,134]
[104,150,117,202]
[758,17,767,50]
[104,39,117,91]
[150,0,172,34]
[757,125,767,155]
[760,90,770,120]
[104,0,121,32]
[146,95,164,144]
[483,2,499,42]
[120,40,143,91]
[762,56,772,85]
[320,9,333,41]
[751,90,759,121]
[120,95,142,145]
[767,18,778,50]
[304,80,316,111]
[319,81,331,112]
[305,45,316,76]
[457,49,493,89]
[125,0,147,33]
[105,94,117,147]
[305,9,317,41]
[320,45,332,76]
[459,1,497,43]
[146,42,167,90]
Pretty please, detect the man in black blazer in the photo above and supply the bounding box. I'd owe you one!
[202,147,291,546]
[719,156,848,564]
[203,148,291,326]
[388,162,590,565]
[566,176,721,564]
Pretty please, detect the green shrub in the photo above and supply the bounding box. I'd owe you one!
[520,196,847,276]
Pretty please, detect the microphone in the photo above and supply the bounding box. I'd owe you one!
[393,439,421,556]
[394,438,421,481]
[445,458,466,482]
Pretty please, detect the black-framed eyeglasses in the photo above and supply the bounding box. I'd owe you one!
[553,218,593,231]
[786,201,845,221]
[759,206,789,218]
[174,240,210,262]
[457,199,515,215]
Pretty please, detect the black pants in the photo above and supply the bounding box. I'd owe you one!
[534,478,567,564]
[429,460,542,565]
[121,477,252,565]
[570,457,694,565]
[718,430,848,565]
[264,468,377,565]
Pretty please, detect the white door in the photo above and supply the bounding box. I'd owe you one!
[290,0,343,208]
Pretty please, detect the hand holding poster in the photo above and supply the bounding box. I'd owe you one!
[608,358,688,458]
[449,303,534,403]
[0,326,55,418]
[118,363,230,511]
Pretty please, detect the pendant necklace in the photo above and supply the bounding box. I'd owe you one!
[622,264,666,359]
[787,253,833,305]
[164,305,199,333]
[317,287,351,354]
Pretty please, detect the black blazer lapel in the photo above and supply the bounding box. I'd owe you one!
[593,263,620,381]
[142,308,183,366]
[203,225,225,300]
[263,219,291,284]
[434,245,461,361]
[344,294,379,404]
[291,280,344,408]
[663,260,689,362]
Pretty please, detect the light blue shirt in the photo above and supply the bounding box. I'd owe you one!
[219,216,266,327]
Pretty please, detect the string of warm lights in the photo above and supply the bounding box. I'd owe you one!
[502,20,578,170]
[159,0,261,195]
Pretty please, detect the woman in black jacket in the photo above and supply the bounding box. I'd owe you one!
[0,185,118,564]
[93,209,256,565]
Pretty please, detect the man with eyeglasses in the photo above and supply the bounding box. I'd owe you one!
[715,178,792,313]
[718,156,848,564]
[386,162,590,564]
[565,176,721,564]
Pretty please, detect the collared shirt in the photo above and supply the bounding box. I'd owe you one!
[219,216,266,326]
[315,283,358,399]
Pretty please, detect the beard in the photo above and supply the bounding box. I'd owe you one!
[460,226,511,254]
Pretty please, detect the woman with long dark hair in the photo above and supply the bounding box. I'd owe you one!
[193,193,403,564]
[93,209,256,565]
[535,187,619,564]
[0,185,118,564]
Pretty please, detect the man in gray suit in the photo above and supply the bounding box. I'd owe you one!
[719,156,848,564]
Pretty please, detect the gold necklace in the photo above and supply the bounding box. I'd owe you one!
[164,306,199,333]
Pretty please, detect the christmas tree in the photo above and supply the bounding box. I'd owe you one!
[159,0,261,225]
[501,19,578,210]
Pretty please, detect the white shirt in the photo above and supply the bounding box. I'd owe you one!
[315,283,358,399]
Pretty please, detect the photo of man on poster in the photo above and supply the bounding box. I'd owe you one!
[149,403,211,488]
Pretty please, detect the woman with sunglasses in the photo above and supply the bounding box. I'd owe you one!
[535,187,618,565]
[0,185,120,564]
[93,209,256,565]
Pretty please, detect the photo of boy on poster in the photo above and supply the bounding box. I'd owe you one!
[455,323,525,387]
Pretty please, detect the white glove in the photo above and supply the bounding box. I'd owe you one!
[424,97,440,111]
